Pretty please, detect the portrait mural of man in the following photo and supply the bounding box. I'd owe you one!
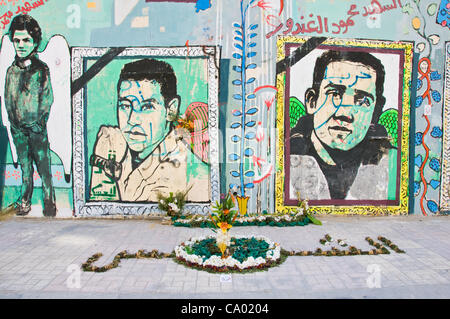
[89,58,210,203]
[287,48,400,202]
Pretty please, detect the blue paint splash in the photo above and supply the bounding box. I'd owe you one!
[195,0,211,12]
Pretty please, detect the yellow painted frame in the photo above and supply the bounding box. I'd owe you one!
[275,36,413,215]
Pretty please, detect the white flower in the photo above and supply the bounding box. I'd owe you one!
[174,235,281,271]
[257,216,265,221]
[338,240,346,246]
[274,217,281,222]
[160,200,164,204]
[303,199,309,210]
[168,202,179,212]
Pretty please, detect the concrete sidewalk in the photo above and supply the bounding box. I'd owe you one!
[0,215,449,299]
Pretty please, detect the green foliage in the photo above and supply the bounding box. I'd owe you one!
[185,237,271,263]
[157,186,191,218]
[173,214,310,228]
[209,193,238,231]
[296,192,322,225]
[289,96,306,128]
[378,109,398,148]
[231,238,270,263]
[307,214,322,226]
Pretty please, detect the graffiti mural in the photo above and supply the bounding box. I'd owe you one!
[0,0,449,217]
[441,41,450,213]
[0,14,71,217]
[276,37,413,214]
[72,47,220,216]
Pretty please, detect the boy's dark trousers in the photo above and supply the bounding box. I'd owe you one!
[10,121,55,216]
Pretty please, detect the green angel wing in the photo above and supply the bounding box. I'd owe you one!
[289,96,306,128]
[378,108,398,148]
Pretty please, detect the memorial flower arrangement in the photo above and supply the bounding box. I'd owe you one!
[81,235,405,273]
[171,193,285,272]
[157,187,191,218]
[174,234,283,272]
[296,191,322,226]
[207,193,239,258]
[170,192,319,228]
[172,211,311,227]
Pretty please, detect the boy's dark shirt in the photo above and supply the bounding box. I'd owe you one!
[4,53,53,130]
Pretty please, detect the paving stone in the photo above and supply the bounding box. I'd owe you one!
[1,217,450,298]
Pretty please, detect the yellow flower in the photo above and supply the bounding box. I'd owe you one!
[217,222,232,233]
[217,241,227,256]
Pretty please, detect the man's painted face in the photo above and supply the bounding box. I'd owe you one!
[12,30,36,58]
[117,79,170,157]
[308,61,378,151]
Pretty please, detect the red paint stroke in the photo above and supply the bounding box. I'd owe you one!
[278,0,284,16]
[266,14,282,28]
[185,40,190,56]
[418,57,432,104]
[253,0,284,16]
[252,155,273,184]
[417,57,432,216]
[264,96,275,110]
[419,115,430,216]
[253,165,273,184]
[254,85,277,93]
[253,155,264,169]
[254,0,271,10]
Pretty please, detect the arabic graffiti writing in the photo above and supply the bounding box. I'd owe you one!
[0,0,48,29]
[266,0,403,39]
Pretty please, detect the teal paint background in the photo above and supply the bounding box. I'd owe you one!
[0,0,448,214]
[84,56,209,192]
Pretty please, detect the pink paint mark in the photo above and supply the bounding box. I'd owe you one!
[252,155,265,169]
[55,171,62,181]
[256,121,264,142]
[12,170,20,180]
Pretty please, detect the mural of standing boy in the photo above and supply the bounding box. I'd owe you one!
[3,15,55,216]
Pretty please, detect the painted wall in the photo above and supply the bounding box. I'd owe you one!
[0,0,448,216]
